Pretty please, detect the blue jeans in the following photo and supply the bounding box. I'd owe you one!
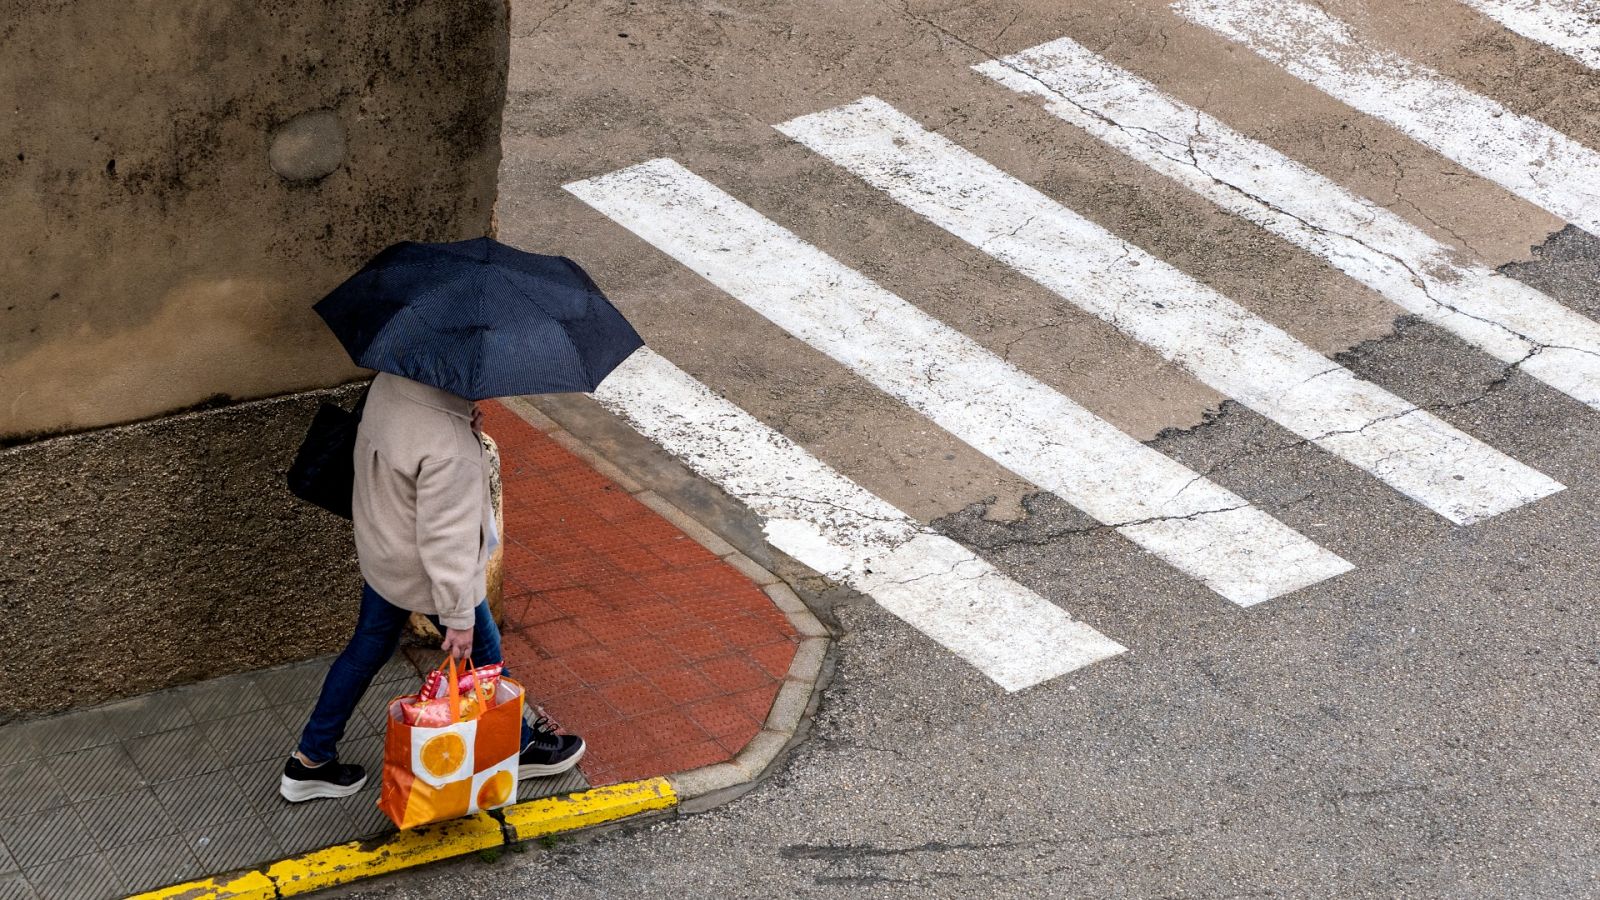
[297,582,534,764]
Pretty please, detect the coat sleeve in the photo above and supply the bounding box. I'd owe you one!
[414,455,484,630]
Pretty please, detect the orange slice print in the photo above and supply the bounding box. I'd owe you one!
[420,733,467,778]
[477,769,514,809]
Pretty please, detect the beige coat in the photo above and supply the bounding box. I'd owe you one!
[352,373,491,629]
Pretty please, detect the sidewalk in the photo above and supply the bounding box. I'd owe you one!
[0,400,822,899]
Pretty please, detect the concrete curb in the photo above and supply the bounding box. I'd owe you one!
[128,780,677,900]
[127,398,832,898]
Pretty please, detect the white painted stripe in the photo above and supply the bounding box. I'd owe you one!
[587,347,1126,691]
[976,37,1600,412]
[568,158,1351,606]
[1174,0,1600,236]
[777,98,1563,525]
[1459,0,1600,71]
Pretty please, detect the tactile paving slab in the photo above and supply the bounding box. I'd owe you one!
[482,401,800,786]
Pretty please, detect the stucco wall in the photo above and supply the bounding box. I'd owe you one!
[0,385,368,721]
[0,0,509,718]
[2,0,509,440]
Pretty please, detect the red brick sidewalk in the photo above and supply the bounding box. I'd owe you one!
[479,400,799,786]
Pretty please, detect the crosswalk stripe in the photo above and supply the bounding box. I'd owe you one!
[585,347,1128,691]
[1458,0,1600,71]
[567,158,1352,607]
[976,36,1600,412]
[776,97,1565,526]
[1173,0,1600,237]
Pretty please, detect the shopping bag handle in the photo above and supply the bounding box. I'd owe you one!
[435,655,493,721]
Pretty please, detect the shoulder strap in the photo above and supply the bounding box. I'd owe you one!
[352,380,374,418]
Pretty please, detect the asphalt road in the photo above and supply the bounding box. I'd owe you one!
[345,1,1600,895]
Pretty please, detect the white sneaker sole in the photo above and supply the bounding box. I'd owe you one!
[518,741,586,779]
[279,773,367,803]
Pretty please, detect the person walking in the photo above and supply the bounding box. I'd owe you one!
[280,371,585,802]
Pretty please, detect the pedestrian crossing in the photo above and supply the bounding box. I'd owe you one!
[1458,0,1600,72]
[562,2,1598,691]
[569,158,1354,607]
[1173,0,1600,237]
[974,36,1600,413]
[775,97,1562,526]
[589,348,1128,691]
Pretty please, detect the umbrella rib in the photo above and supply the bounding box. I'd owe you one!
[312,253,438,326]
[358,281,466,390]
[487,266,559,317]
[488,266,595,388]
[472,264,485,398]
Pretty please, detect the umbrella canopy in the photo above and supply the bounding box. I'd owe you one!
[314,237,644,400]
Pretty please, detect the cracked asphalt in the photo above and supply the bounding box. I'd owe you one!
[342,2,1600,896]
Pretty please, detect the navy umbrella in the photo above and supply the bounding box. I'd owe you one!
[314,236,643,400]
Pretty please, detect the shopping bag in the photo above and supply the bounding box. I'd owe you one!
[379,657,525,829]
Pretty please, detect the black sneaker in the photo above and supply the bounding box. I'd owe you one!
[518,716,585,779]
[280,755,367,802]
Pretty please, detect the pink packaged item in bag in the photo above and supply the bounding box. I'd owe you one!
[399,661,504,725]
[419,662,502,702]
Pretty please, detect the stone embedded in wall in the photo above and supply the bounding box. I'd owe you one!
[0,0,511,718]
[269,109,346,182]
[1,0,509,439]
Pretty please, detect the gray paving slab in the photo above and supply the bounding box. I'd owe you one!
[21,853,122,900]
[0,764,65,821]
[262,800,357,857]
[269,697,318,739]
[403,646,448,675]
[179,677,272,724]
[43,744,143,803]
[0,807,92,870]
[152,771,246,831]
[76,787,179,851]
[228,758,292,817]
[375,653,423,686]
[344,701,386,741]
[355,685,403,736]
[250,657,333,703]
[0,728,39,767]
[125,725,225,784]
[337,789,393,841]
[102,834,203,895]
[337,734,386,774]
[185,816,283,875]
[518,767,589,803]
[263,675,409,747]
[100,694,196,742]
[200,709,294,768]
[26,710,113,757]
[0,872,34,900]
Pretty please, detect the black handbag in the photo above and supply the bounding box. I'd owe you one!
[286,383,371,519]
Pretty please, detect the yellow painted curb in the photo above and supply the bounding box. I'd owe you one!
[125,870,275,900]
[265,811,505,897]
[130,780,679,899]
[501,778,678,841]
